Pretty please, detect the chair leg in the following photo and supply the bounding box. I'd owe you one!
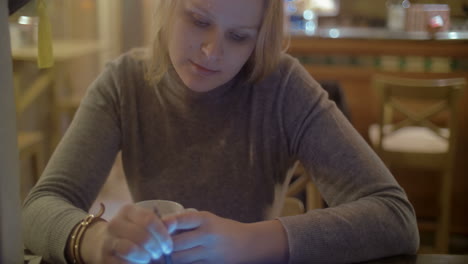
[287,174,310,197]
[31,145,46,184]
[435,169,453,253]
[306,181,322,211]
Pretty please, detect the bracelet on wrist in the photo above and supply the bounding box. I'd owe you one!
[69,203,106,264]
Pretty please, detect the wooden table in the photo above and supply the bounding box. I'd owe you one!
[362,254,468,264]
[24,254,468,264]
[12,40,101,61]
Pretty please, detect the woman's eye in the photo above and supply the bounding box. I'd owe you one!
[194,19,209,27]
[230,32,247,42]
[192,14,210,27]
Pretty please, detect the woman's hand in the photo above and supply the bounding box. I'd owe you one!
[163,211,289,264]
[79,204,173,264]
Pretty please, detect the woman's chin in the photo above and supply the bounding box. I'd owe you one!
[189,87,209,93]
[184,80,217,93]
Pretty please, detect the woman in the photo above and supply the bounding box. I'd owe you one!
[22,0,419,263]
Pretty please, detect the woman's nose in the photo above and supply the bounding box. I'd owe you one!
[201,31,224,61]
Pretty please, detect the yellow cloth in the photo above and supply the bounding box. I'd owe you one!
[37,0,54,68]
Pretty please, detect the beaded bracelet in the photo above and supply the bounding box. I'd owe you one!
[69,203,106,264]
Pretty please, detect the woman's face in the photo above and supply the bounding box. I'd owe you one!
[168,0,264,92]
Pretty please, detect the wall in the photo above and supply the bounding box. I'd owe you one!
[1,0,23,262]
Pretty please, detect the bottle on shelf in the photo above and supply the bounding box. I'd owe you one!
[386,0,411,31]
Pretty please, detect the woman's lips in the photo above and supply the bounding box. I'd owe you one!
[190,60,220,76]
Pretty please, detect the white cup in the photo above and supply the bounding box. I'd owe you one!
[136,200,185,217]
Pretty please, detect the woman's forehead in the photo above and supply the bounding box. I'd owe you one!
[183,0,264,28]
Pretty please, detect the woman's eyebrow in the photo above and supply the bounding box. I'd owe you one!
[186,1,215,20]
[186,1,259,30]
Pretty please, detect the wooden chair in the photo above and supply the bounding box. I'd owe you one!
[14,71,48,186]
[51,74,82,148]
[368,74,466,253]
[281,197,305,216]
[17,131,45,184]
[287,163,323,211]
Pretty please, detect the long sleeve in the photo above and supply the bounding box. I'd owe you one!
[277,60,419,263]
[21,50,419,264]
[22,61,122,263]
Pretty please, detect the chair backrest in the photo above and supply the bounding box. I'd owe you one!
[281,197,305,216]
[372,74,466,154]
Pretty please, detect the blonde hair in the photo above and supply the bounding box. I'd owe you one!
[146,0,286,85]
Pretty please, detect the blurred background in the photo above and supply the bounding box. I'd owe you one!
[9,0,468,256]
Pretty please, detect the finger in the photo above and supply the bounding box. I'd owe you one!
[103,251,160,264]
[101,235,153,264]
[104,255,154,264]
[102,255,134,264]
[107,217,164,260]
[164,208,198,234]
[171,245,205,264]
[163,211,206,234]
[121,204,173,255]
[172,229,206,251]
[108,237,152,264]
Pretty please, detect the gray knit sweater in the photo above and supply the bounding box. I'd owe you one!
[22,50,419,263]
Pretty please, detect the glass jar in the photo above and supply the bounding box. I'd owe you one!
[386,0,410,31]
